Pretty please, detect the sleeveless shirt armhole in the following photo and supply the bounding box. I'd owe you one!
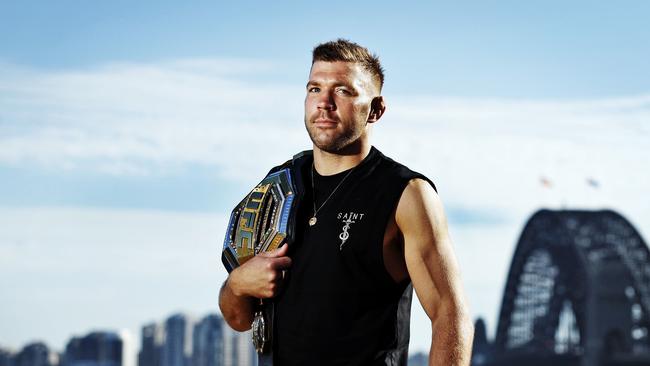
[377,167,437,290]
[408,173,437,194]
[380,149,437,194]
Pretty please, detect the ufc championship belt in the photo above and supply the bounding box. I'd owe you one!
[221,153,307,364]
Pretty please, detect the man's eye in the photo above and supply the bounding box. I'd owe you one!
[336,88,350,95]
[308,87,320,93]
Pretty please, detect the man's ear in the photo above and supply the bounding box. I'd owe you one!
[367,96,386,123]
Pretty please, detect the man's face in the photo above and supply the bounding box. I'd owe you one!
[304,61,379,153]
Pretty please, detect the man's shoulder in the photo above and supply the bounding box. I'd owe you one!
[266,149,313,176]
[374,147,437,193]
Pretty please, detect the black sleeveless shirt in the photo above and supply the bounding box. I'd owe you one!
[273,146,436,366]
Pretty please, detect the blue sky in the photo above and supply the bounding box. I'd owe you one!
[1,0,649,360]
[3,1,650,97]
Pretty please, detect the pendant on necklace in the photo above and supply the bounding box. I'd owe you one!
[309,217,317,226]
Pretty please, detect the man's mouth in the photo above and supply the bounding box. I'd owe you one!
[314,118,338,127]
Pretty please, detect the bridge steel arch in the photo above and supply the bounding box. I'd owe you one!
[491,209,650,366]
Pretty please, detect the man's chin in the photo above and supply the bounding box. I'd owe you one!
[312,141,340,153]
[311,138,362,155]
[309,137,340,152]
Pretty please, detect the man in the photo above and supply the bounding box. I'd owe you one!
[219,39,473,365]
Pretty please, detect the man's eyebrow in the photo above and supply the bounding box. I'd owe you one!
[306,80,357,89]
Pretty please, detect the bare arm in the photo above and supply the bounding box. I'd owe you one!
[396,179,474,366]
[218,244,291,331]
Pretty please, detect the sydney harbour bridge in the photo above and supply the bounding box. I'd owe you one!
[471,209,650,366]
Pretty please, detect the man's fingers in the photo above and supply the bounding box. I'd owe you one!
[259,243,289,258]
[271,243,289,257]
[270,256,292,270]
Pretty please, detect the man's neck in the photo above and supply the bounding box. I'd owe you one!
[312,142,371,176]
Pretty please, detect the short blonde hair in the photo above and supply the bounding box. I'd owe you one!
[312,39,385,91]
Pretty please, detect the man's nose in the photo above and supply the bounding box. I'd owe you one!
[317,91,336,110]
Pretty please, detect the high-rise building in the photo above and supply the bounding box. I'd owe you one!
[140,312,256,366]
[407,352,427,366]
[138,323,163,366]
[222,328,255,366]
[161,314,193,366]
[0,347,15,366]
[236,331,255,366]
[14,342,57,366]
[63,331,122,366]
[192,314,224,366]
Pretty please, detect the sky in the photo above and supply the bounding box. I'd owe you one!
[1,0,649,361]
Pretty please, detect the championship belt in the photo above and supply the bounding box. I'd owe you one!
[221,156,306,363]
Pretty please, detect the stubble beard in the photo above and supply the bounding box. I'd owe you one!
[304,116,363,154]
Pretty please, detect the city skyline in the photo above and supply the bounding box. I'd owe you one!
[0,311,254,366]
[1,0,649,360]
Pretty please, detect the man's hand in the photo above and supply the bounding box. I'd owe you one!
[229,243,292,298]
[219,243,292,331]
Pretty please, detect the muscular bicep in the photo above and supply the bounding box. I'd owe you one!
[396,179,467,321]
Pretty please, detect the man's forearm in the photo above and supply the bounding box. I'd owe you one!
[429,309,474,366]
[218,244,291,331]
[218,276,255,331]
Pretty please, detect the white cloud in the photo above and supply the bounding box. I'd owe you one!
[0,207,230,353]
[373,94,650,231]
[1,60,648,197]
[0,59,307,178]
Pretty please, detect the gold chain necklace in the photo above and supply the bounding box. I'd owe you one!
[309,162,356,226]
